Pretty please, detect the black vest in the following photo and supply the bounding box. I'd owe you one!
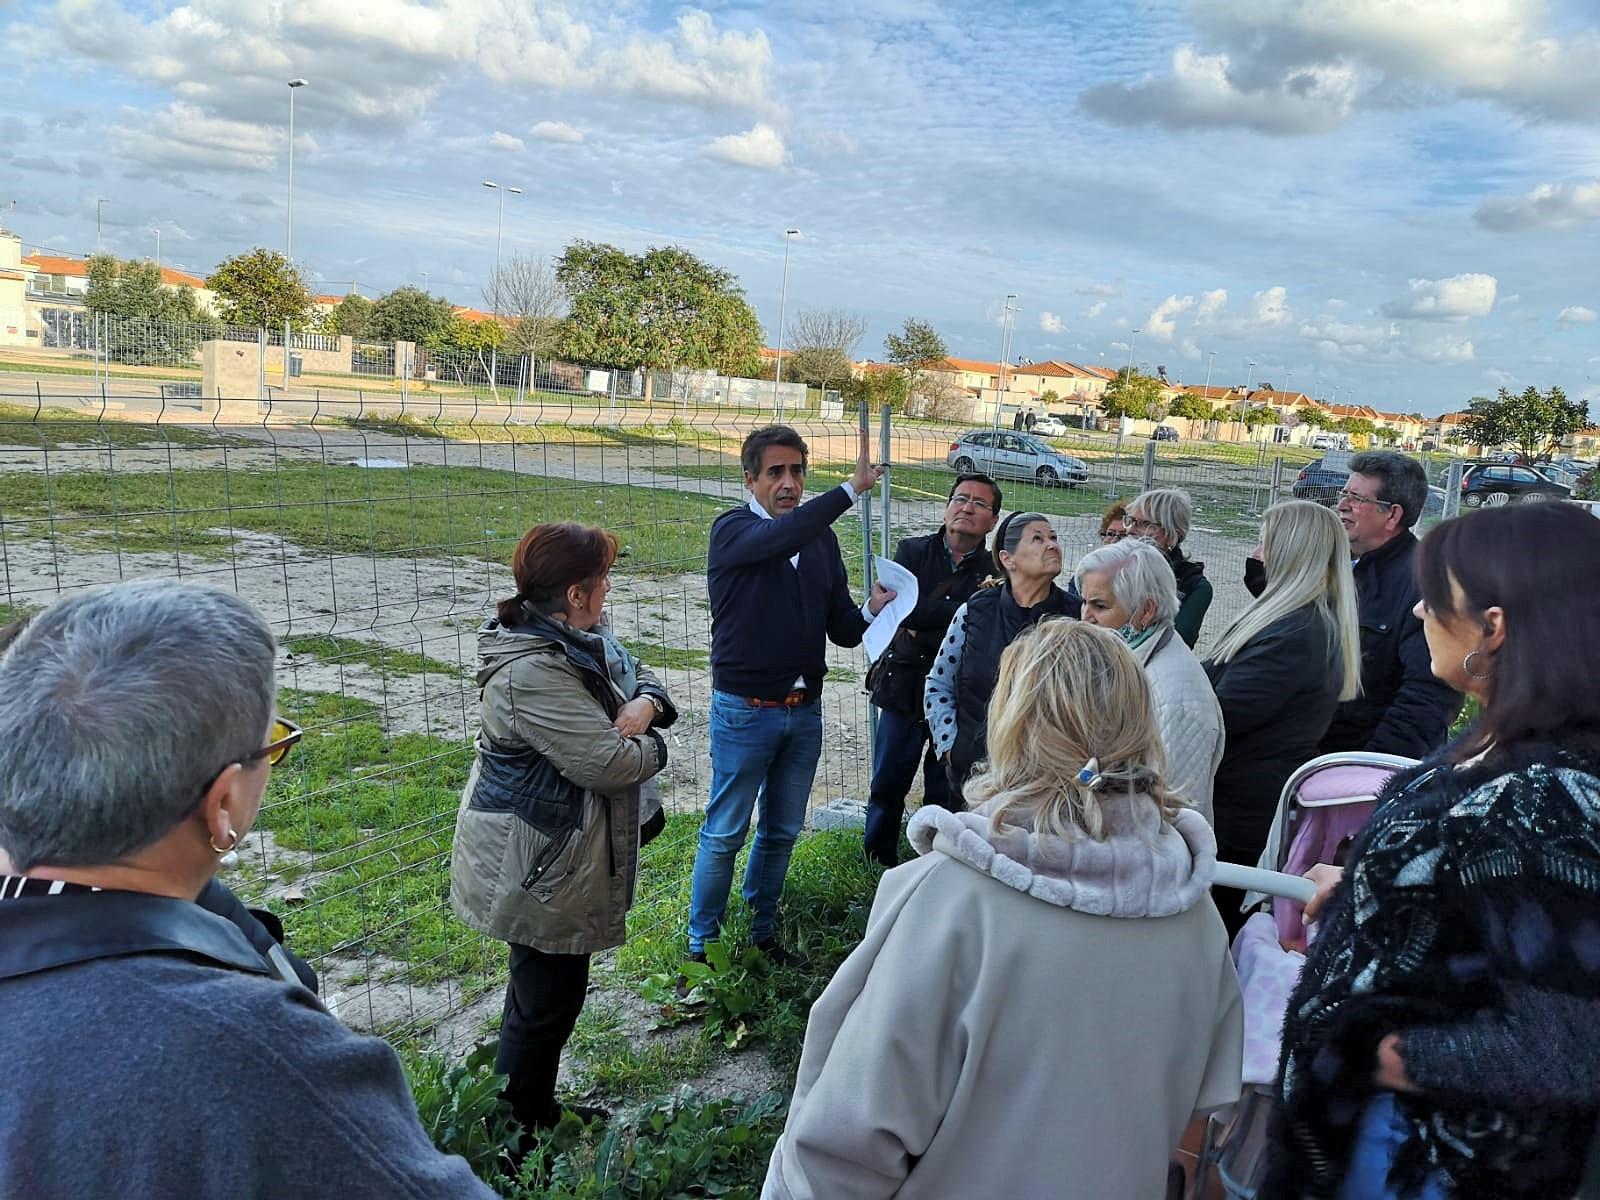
[950,583,1074,789]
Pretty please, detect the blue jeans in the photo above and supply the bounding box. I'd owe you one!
[686,690,824,952]
[1339,1093,1449,1200]
[863,705,955,866]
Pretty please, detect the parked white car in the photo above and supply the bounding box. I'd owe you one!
[1032,416,1070,436]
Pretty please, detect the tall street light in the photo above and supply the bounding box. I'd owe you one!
[992,294,1017,432]
[286,80,308,264]
[1202,349,1217,402]
[1125,328,1139,382]
[151,227,160,268]
[482,180,522,316]
[95,198,108,254]
[773,228,800,409]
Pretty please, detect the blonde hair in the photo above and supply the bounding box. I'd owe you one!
[1207,500,1361,701]
[965,620,1180,841]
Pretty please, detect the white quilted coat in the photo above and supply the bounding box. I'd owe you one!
[1136,627,1225,825]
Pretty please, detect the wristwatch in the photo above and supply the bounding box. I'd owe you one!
[646,693,668,718]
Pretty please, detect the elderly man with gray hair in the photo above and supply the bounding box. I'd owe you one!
[0,580,494,1199]
[1075,539,1225,823]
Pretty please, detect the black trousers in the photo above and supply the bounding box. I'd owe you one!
[495,943,590,1129]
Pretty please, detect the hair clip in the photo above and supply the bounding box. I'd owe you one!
[1076,757,1103,790]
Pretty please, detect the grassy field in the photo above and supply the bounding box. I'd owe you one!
[282,632,469,678]
[0,460,729,572]
[0,400,234,450]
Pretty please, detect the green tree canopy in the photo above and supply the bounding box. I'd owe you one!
[553,241,763,383]
[882,317,949,410]
[1100,368,1163,421]
[326,294,375,339]
[83,254,220,365]
[841,369,909,414]
[1241,405,1278,430]
[205,248,313,329]
[1168,392,1216,421]
[1298,406,1334,430]
[1458,385,1590,461]
[370,287,456,345]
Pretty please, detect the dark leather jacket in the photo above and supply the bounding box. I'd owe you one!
[868,529,994,716]
[1318,531,1461,758]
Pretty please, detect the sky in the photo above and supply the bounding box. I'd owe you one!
[4,0,1600,418]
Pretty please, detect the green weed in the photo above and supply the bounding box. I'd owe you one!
[283,632,467,679]
[0,400,233,450]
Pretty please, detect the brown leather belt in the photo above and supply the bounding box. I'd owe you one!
[747,690,811,708]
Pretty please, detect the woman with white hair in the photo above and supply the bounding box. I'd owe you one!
[1076,538,1225,824]
[0,581,495,1198]
[765,620,1242,1200]
[1124,487,1213,647]
[1203,500,1361,935]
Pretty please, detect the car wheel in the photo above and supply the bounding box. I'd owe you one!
[953,457,975,474]
[1036,466,1059,487]
[1463,492,1483,508]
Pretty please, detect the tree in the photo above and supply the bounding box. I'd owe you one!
[425,316,506,392]
[1298,406,1333,430]
[913,372,973,420]
[840,369,909,415]
[205,248,313,329]
[1458,385,1590,461]
[370,287,456,345]
[787,308,866,394]
[883,318,948,409]
[1241,405,1278,432]
[326,294,375,339]
[1100,367,1163,421]
[483,253,566,359]
[554,241,763,394]
[1375,427,1401,446]
[83,254,220,366]
[1168,391,1215,421]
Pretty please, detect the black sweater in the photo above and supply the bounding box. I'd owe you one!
[707,486,869,701]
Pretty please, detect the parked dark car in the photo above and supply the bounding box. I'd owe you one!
[946,429,1090,487]
[1150,425,1179,441]
[1460,463,1570,507]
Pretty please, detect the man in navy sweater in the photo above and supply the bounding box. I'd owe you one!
[685,424,892,969]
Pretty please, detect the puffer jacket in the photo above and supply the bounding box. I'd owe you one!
[1133,626,1225,825]
[450,616,671,954]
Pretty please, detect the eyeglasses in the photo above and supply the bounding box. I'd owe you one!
[1335,489,1393,510]
[949,493,996,513]
[1099,529,1124,542]
[1121,516,1162,534]
[243,717,303,767]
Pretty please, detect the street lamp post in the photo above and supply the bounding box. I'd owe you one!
[151,227,160,268]
[421,270,429,292]
[1202,349,1216,401]
[992,294,1018,433]
[286,80,307,263]
[773,228,800,413]
[95,198,107,254]
[482,181,522,317]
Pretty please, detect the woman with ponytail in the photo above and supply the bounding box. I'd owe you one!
[450,523,676,1132]
[765,621,1241,1199]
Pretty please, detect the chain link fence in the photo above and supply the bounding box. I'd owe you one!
[0,381,1471,1047]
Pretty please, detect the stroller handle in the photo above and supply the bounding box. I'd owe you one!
[1213,861,1317,903]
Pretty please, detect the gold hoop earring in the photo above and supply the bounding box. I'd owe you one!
[210,829,239,855]
[1462,650,1493,680]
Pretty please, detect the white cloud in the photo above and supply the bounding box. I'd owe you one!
[1080,45,1359,135]
[1477,180,1600,233]
[1077,283,1117,297]
[488,130,524,152]
[1147,293,1195,341]
[1252,286,1291,325]
[1558,305,1597,327]
[1180,336,1202,360]
[1298,317,1389,354]
[111,101,278,173]
[706,122,786,169]
[1197,288,1227,320]
[1382,273,1497,321]
[1411,335,1475,364]
[530,121,584,144]
[1039,311,1064,334]
[1085,301,1107,319]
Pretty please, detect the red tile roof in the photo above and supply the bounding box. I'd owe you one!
[159,266,206,289]
[23,253,85,277]
[938,356,1002,375]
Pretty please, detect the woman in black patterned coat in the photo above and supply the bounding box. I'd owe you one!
[1268,502,1600,1199]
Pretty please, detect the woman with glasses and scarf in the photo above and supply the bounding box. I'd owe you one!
[1123,488,1213,647]
[1076,538,1225,824]
[924,511,1073,796]
[1268,502,1600,1199]
[0,581,495,1198]
[451,522,675,1134]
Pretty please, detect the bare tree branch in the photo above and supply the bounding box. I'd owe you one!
[483,253,568,358]
[785,308,867,391]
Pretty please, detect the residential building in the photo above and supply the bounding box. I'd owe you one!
[0,230,36,348]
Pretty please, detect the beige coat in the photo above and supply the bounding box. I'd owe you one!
[1136,625,1227,825]
[764,797,1242,1200]
[449,619,669,954]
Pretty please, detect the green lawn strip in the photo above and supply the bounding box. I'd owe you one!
[0,461,727,574]
[0,358,201,380]
[283,632,468,679]
[0,601,40,626]
[0,400,234,449]
[619,639,709,672]
[338,410,741,454]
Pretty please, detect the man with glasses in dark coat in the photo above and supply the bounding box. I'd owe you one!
[862,474,1000,866]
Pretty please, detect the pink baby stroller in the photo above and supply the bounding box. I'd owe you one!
[1184,752,1418,1200]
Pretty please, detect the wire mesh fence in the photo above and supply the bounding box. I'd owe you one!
[0,387,1468,1047]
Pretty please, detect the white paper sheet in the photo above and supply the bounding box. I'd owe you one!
[863,555,920,663]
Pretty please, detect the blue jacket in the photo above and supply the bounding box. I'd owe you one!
[707,486,869,701]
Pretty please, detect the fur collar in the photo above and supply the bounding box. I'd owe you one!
[907,795,1217,918]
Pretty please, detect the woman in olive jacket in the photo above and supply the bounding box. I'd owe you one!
[450,523,675,1131]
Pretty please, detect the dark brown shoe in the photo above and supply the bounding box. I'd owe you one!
[673,950,708,1000]
[753,938,808,970]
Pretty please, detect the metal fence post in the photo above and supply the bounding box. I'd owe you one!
[400,343,409,410]
[879,402,892,555]
[1141,439,1156,491]
[256,327,266,402]
[859,402,877,755]
[1108,420,1125,498]
[282,318,292,393]
[1442,460,1464,519]
[1269,456,1286,506]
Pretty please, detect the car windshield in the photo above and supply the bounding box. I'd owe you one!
[1018,436,1052,453]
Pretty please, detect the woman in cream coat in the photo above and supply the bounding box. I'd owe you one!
[764,621,1242,1200]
